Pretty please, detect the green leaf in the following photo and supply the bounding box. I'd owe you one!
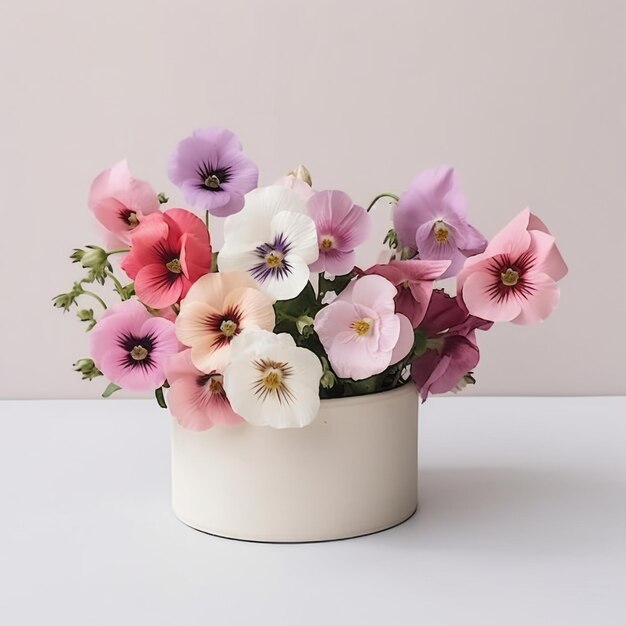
[274,282,319,322]
[102,383,122,398]
[155,386,167,409]
[318,271,354,301]
[412,328,428,358]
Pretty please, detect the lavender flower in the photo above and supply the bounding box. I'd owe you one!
[167,127,259,217]
[393,166,487,278]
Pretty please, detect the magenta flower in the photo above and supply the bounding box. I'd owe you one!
[411,290,492,400]
[314,275,414,380]
[121,208,212,309]
[306,190,372,275]
[167,127,259,217]
[393,166,487,278]
[90,300,179,391]
[88,160,160,245]
[457,209,568,324]
[360,259,450,327]
[165,349,243,431]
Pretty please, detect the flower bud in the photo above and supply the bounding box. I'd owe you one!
[319,356,336,389]
[296,315,315,335]
[157,192,169,204]
[72,358,102,381]
[76,308,97,331]
[288,164,313,186]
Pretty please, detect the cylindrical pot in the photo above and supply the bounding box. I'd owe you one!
[170,383,419,543]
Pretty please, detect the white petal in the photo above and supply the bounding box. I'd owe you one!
[259,254,310,301]
[271,211,319,265]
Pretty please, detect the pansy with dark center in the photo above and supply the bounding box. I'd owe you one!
[117,332,156,370]
[204,305,244,349]
[168,127,259,217]
[484,250,537,304]
[250,234,293,283]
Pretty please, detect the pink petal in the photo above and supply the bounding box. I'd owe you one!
[377,312,401,353]
[99,349,165,391]
[347,275,397,314]
[134,263,184,308]
[511,272,560,325]
[390,314,414,364]
[484,209,532,259]
[179,233,212,282]
[461,266,523,322]
[310,249,355,275]
[528,230,568,282]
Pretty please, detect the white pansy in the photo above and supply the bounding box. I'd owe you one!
[218,186,319,302]
[223,329,322,429]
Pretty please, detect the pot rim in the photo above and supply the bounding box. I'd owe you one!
[319,380,417,407]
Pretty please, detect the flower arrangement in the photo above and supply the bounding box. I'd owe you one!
[54,127,567,430]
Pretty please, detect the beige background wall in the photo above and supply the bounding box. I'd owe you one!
[1,0,624,399]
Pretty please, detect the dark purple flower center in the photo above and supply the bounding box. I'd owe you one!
[485,251,536,302]
[117,332,156,370]
[196,373,226,396]
[195,162,232,191]
[250,233,292,283]
[205,305,244,349]
[119,208,139,229]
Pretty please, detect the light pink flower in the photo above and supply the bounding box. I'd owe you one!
[88,160,160,245]
[458,209,568,324]
[314,275,413,380]
[175,272,276,372]
[90,300,179,391]
[165,349,243,431]
[273,174,315,201]
[306,190,372,275]
[121,209,212,309]
[360,259,450,327]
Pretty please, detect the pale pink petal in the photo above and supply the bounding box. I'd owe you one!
[390,314,414,364]
[99,350,165,391]
[484,209,532,258]
[175,301,221,347]
[347,275,397,314]
[311,248,355,275]
[226,287,276,331]
[377,312,401,353]
[528,230,568,282]
[511,272,560,325]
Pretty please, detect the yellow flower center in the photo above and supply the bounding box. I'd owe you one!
[220,319,238,337]
[501,268,519,286]
[166,258,182,274]
[252,358,295,403]
[352,318,372,336]
[204,174,221,189]
[320,236,334,251]
[433,220,449,243]
[130,345,148,361]
[127,212,139,228]
[265,251,284,268]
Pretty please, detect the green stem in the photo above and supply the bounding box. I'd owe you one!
[81,290,107,310]
[107,249,130,256]
[204,210,210,231]
[105,270,126,299]
[366,193,400,213]
[155,386,167,409]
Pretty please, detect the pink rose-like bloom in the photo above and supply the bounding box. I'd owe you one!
[121,208,212,309]
[314,275,414,380]
[90,300,179,391]
[361,259,450,327]
[165,349,243,431]
[411,290,492,400]
[457,208,568,325]
[306,190,372,275]
[393,166,487,278]
[88,160,160,246]
[175,272,276,372]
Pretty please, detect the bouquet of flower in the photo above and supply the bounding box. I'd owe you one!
[54,127,567,430]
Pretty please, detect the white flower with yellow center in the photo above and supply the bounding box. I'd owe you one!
[223,329,323,429]
[218,186,319,302]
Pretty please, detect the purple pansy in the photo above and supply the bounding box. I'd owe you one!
[167,127,259,217]
[393,166,487,278]
[306,190,372,276]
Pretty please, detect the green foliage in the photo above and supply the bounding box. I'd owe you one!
[73,358,102,381]
[102,382,121,398]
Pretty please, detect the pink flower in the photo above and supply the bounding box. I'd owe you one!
[410,290,492,399]
[360,259,450,327]
[165,349,243,431]
[175,272,276,372]
[457,209,568,324]
[90,300,179,391]
[314,275,414,380]
[121,208,212,309]
[306,190,372,275]
[393,166,487,278]
[88,160,160,245]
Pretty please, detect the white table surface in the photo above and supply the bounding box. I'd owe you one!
[0,396,624,625]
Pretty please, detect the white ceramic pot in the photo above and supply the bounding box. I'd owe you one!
[171,383,419,543]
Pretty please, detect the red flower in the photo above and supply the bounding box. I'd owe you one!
[121,209,212,308]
